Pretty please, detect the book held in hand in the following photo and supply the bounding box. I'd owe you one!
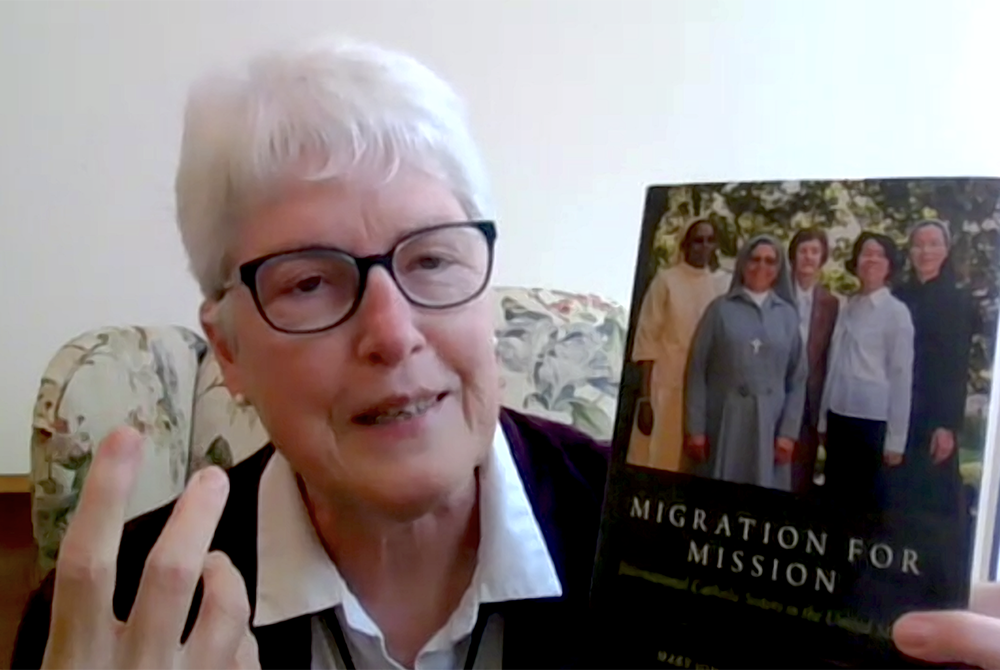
[590,177,1000,668]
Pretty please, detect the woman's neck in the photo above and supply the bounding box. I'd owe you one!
[916,269,941,283]
[796,274,817,291]
[300,475,481,667]
[681,260,710,273]
[860,283,885,296]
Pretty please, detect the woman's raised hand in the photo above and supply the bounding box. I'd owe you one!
[41,427,260,669]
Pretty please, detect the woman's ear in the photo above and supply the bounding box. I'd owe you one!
[200,299,246,399]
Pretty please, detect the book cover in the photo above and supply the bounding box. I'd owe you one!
[591,178,1000,668]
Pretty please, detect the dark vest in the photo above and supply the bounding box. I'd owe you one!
[11,408,611,669]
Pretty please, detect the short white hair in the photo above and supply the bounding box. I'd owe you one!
[175,36,493,299]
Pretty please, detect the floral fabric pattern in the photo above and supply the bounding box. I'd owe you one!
[30,326,203,571]
[189,355,270,476]
[493,287,627,441]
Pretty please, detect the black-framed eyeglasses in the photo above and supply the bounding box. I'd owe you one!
[224,221,497,334]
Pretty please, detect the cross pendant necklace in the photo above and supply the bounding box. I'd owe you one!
[750,338,762,355]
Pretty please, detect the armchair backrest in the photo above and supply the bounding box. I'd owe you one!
[29,287,626,571]
[492,286,626,439]
[30,326,205,569]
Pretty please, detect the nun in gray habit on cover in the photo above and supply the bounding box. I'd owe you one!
[683,234,808,491]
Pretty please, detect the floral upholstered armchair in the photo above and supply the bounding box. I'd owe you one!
[29,287,627,571]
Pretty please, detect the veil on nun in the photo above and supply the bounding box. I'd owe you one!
[727,233,797,309]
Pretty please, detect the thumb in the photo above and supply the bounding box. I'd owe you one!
[894,610,1000,669]
[232,629,261,669]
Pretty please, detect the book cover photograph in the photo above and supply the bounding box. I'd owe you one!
[591,178,1000,668]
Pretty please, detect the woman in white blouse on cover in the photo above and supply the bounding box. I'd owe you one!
[818,231,915,513]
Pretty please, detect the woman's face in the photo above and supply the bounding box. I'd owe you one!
[909,225,948,281]
[793,239,824,283]
[857,239,891,290]
[206,168,500,519]
[683,222,717,269]
[743,243,779,292]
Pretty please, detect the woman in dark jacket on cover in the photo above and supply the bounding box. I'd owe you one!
[9,35,1000,670]
[893,219,978,516]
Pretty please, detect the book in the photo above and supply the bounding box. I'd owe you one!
[590,177,1000,669]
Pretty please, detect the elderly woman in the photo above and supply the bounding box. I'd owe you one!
[9,36,1000,670]
[683,234,807,491]
[11,38,608,670]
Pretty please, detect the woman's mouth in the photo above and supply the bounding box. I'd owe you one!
[352,392,449,426]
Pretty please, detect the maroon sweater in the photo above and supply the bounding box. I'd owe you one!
[11,408,611,669]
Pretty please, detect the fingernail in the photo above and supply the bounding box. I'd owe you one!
[894,615,933,652]
[197,467,230,496]
[109,428,142,461]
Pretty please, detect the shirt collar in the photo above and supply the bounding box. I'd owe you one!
[735,287,771,308]
[858,286,890,307]
[253,420,563,631]
[679,260,711,275]
[795,282,816,301]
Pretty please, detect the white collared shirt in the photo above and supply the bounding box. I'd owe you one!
[818,287,915,454]
[254,422,563,669]
[795,283,815,344]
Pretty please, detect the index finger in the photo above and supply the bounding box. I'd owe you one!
[51,427,145,629]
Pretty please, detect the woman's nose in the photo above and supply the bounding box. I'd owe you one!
[352,268,426,366]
